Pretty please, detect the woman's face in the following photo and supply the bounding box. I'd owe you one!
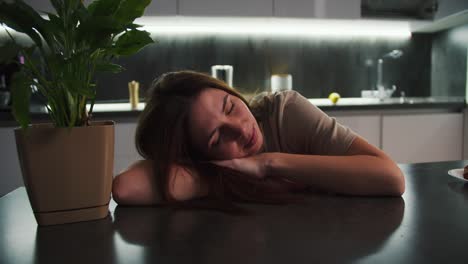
[188,88,264,160]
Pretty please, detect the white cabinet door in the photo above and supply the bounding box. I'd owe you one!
[382,113,463,164]
[332,115,381,148]
[179,0,273,17]
[144,0,178,16]
[274,0,360,19]
[114,122,142,175]
[0,127,23,197]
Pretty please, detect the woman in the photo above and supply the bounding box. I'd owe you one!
[112,71,404,208]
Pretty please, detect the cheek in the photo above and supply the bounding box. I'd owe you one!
[239,105,253,119]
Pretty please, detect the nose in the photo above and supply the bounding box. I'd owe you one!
[222,118,249,143]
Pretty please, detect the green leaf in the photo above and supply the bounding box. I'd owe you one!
[66,90,77,128]
[88,0,122,16]
[112,29,153,56]
[77,15,124,48]
[63,78,95,98]
[46,12,62,30]
[50,0,64,16]
[114,0,151,25]
[75,2,90,22]
[0,1,44,48]
[95,62,124,73]
[127,23,143,29]
[11,71,32,129]
[45,13,65,48]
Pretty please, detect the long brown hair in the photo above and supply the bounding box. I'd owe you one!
[135,71,302,212]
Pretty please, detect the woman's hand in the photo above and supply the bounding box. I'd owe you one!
[211,153,272,179]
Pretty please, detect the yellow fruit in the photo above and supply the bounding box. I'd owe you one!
[328,92,341,104]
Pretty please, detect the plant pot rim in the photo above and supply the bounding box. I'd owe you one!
[15,120,115,131]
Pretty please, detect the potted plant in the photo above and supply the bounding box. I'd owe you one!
[0,0,154,225]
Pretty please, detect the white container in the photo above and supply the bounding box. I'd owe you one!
[211,65,233,87]
[271,74,292,93]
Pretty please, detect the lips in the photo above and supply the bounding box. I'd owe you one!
[245,125,256,149]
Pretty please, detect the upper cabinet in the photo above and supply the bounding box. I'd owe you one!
[22,0,176,16]
[412,0,468,33]
[23,0,93,13]
[179,0,273,17]
[274,0,361,19]
[435,0,468,19]
[144,0,177,16]
[22,0,53,13]
[361,0,438,20]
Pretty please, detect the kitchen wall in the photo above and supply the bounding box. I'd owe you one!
[95,32,432,101]
[431,23,468,97]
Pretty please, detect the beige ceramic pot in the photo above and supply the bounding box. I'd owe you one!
[14,121,114,226]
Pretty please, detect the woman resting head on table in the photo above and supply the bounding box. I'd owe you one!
[112,71,405,209]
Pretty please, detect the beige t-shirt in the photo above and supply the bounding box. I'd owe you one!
[256,91,357,155]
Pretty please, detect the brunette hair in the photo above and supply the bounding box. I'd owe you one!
[135,71,302,212]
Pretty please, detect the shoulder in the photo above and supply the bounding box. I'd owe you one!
[263,90,303,104]
[250,90,306,115]
[271,91,319,120]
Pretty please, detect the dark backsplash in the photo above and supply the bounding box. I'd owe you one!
[95,33,433,101]
[431,23,468,97]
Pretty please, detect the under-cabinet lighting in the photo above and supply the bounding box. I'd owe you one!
[136,16,412,39]
[1,17,412,39]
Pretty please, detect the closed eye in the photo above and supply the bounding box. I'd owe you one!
[227,101,235,115]
[213,136,220,147]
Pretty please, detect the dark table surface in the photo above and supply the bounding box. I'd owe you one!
[1,160,468,264]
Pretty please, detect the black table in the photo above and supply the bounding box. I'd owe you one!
[1,160,468,264]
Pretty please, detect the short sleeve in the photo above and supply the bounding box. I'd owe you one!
[277,91,357,155]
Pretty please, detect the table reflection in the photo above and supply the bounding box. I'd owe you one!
[34,214,116,264]
[113,196,405,264]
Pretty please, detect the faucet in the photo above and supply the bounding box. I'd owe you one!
[376,49,403,100]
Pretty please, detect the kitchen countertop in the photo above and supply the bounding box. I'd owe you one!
[0,96,465,126]
[1,160,468,264]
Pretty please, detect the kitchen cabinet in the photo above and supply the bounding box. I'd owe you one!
[23,0,93,13]
[144,0,178,16]
[114,122,141,175]
[435,0,468,19]
[22,0,54,13]
[179,0,273,17]
[382,113,463,164]
[464,108,468,159]
[274,0,360,19]
[331,114,381,148]
[22,1,176,16]
[0,127,23,197]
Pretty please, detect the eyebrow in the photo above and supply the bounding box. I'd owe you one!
[208,93,229,146]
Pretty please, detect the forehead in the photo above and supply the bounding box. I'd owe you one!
[188,88,226,143]
[194,87,226,106]
[191,88,226,118]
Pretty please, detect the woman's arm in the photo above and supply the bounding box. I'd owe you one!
[214,136,404,196]
[112,160,209,205]
[266,136,405,196]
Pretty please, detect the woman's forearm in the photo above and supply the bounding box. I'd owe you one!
[112,160,209,205]
[266,153,405,196]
